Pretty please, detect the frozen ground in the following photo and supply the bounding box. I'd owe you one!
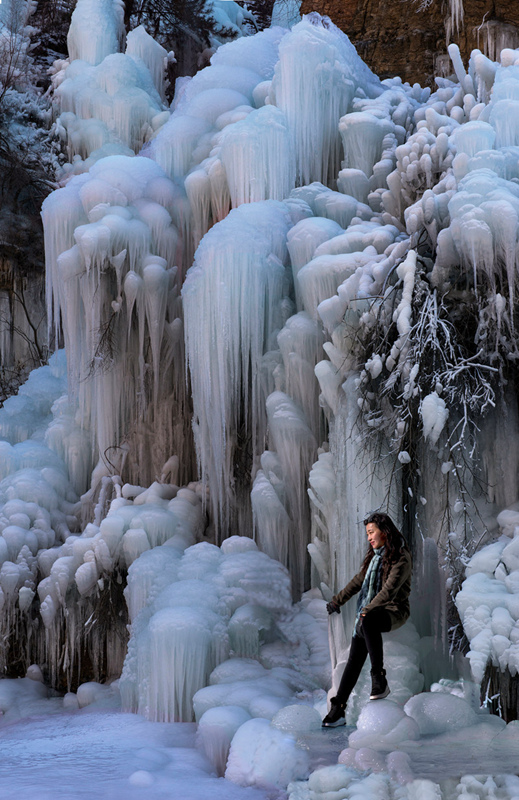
[1,678,519,800]
[0,687,269,800]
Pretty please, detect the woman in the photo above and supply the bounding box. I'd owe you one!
[322,512,412,727]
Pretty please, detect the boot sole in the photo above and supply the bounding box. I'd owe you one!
[322,718,346,727]
[370,686,390,700]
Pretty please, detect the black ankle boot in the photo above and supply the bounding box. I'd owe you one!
[370,669,390,700]
[322,699,346,727]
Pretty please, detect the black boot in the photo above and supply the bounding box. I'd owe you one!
[322,698,346,727]
[370,669,390,700]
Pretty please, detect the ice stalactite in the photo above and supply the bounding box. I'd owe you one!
[264,392,316,596]
[269,14,381,187]
[276,312,325,441]
[182,201,293,538]
[67,0,125,66]
[120,535,311,723]
[42,155,191,494]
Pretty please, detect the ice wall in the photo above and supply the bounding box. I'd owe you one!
[12,0,519,737]
[456,506,519,683]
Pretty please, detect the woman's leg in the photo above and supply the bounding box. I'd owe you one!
[333,634,368,706]
[358,607,392,674]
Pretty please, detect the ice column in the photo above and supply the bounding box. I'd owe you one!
[269,14,380,186]
[41,155,189,491]
[182,201,293,538]
[67,0,125,66]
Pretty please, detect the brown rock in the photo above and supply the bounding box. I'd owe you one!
[299,0,519,86]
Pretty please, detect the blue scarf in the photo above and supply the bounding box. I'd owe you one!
[354,546,385,635]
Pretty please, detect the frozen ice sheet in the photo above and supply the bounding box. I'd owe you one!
[0,702,269,800]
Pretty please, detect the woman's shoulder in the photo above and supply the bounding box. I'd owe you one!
[390,542,412,567]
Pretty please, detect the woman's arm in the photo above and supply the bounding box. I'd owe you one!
[332,567,366,607]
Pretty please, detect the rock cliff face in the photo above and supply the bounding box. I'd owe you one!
[299,0,519,85]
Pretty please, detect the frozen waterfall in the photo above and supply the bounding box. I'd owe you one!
[2,0,519,795]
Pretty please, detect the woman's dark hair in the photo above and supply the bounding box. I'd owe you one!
[361,512,406,579]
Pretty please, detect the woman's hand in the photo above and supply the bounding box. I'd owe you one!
[326,601,341,615]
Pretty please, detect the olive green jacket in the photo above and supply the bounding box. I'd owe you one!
[332,547,412,630]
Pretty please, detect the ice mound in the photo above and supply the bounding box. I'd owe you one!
[271,703,322,733]
[403,692,478,735]
[120,538,299,721]
[75,679,119,708]
[347,700,420,749]
[225,717,309,790]
[197,705,252,776]
[337,623,424,726]
[0,676,49,722]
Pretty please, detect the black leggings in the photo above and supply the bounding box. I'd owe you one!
[334,607,392,706]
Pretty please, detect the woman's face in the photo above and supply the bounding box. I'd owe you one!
[366,522,386,550]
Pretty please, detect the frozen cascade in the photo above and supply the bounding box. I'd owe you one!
[182,201,293,537]
[149,26,287,254]
[67,0,125,66]
[120,536,301,722]
[52,9,169,167]
[125,25,170,102]
[220,104,296,206]
[6,3,519,793]
[269,14,381,186]
[42,155,192,493]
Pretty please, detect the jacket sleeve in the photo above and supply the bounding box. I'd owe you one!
[362,550,412,614]
[332,566,366,607]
